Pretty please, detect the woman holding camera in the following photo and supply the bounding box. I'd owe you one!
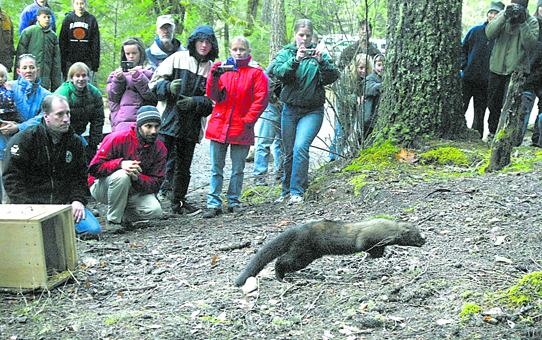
[203,36,268,218]
[107,36,156,132]
[273,19,340,205]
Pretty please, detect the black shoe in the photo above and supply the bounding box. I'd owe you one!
[173,200,202,216]
[203,208,222,218]
[227,205,245,214]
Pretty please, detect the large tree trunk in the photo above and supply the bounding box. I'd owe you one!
[269,0,287,60]
[486,72,525,172]
[245,0,260,36]
[377,0,466,146]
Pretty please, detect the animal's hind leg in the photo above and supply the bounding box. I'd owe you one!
[275,250,316,281]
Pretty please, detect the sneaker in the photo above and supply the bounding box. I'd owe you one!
[288,195,304,205]
[173,200,202,216]
[203,208,222,218]
[227,205,245,214]
[273,195,288,204]
[157,190,171,201]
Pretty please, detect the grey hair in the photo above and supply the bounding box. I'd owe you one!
[231,35,251,50]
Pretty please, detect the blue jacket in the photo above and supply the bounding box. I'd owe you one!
[146,36,186,69]
[9,77,50,130]
[19,0,56,35]
[462,21,494,84]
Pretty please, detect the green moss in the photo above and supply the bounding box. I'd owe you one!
[419,147,468,165]
[343,140,399,172]
[502,272,542,307]
[349,174,370,196]
[460,302,482,320]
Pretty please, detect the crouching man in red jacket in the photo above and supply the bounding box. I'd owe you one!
[88,106,167,233]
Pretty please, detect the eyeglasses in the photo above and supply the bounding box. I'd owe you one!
[19,54,36,59]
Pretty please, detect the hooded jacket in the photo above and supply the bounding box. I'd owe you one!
[3,119,87,205]
[9,77,51,130]
[19,0,56,35]
[205,56,269,145]
[486,9,539,75]
[54,81,104,147]
[0,9,15,71]
[146,36,186,68]
[58,10,101,75]
[107,68,156,132]
[273,43,340,109]
[16,24,62,91]
[149,25,219,142]
[88,124,167,194]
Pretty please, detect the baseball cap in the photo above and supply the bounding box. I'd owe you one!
[156,15,175,29]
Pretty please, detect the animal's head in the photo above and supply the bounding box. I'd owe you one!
[395,222,426,247]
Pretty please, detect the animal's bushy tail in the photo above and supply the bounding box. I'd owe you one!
[234,228,296,287]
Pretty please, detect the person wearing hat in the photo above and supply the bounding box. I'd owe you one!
[146,15,186,69]
[88,106,167,233]
[486,0,539,140]
[461,1,505,139]
[3,94,101,240]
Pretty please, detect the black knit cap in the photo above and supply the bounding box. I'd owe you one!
[136,106,161,129]
[515,0,529,8]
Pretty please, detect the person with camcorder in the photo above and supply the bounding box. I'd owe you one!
[107,36,157,132]
[485,0,539,141]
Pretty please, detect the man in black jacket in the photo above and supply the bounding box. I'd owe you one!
[3,94,101,239]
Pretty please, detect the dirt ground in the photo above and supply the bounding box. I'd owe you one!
[1,138,542,340]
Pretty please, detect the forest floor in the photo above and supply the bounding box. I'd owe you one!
[1,136,542,340]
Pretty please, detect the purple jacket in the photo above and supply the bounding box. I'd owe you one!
[106,68,156,132]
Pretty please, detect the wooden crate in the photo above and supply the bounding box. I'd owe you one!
[0,205,77,290]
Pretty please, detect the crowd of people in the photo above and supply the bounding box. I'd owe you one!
[3,0,537,239]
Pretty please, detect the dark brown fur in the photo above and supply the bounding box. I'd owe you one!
[235,218,425,287]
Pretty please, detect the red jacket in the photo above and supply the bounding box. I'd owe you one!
[205,56,268,145]
[88,124,167,194]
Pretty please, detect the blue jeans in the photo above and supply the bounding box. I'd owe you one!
[76,208,101,238]
[207,141,251,209]
[253,103,283,176]
[281,104,324,197]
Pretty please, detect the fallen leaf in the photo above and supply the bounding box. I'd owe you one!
[211,255,218,266]
[436,319,454,325]
[396,148,418,164]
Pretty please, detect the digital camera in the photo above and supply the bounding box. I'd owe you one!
[121,61,134,72]
[303,49,317,57]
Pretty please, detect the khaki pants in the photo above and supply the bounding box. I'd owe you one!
[90,170,162,223]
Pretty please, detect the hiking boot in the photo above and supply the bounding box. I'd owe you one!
[203,208,222,218]
[227,205,245,214]
[254,177,268,186]
[173,200,202,216]
[288,195,304,205]
[104,220,126,234]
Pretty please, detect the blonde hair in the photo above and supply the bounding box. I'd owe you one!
[350,53,373,79]
[67,62,90,82]
[231,35,251,50]
[0,64,8,78]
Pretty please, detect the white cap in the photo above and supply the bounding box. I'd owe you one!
[156,15,175,29]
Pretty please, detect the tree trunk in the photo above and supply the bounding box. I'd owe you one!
[377,0,466,146]
[269,0,287,60]
[245,0,260,36]
[486,72,525,172]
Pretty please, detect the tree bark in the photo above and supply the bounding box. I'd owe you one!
[377,0,466,146]
[486,72,525,172]
[269,0,287,60]
[245,0,260,36]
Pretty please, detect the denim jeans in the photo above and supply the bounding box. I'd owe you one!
[253,103,283,176]
[207,141,250,209]
[281,104,324,197]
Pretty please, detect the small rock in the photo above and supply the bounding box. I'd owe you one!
[494,236,507,246]
[495,256,513,264]
[482,307,503,316]
[242,277,258,294]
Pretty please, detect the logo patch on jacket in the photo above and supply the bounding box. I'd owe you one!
[10,144,20,156]
[66,150,73,163]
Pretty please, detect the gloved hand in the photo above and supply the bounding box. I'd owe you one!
[211,62,226,77]
[170,79,183,96]
[504,5,514,19]
[176,95,195,111]
[517,5,527,23]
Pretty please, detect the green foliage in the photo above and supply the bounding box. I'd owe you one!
[503,272,542,307]
[419,147,469,166]
[460,302,482,320]
[343,140,399,171]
